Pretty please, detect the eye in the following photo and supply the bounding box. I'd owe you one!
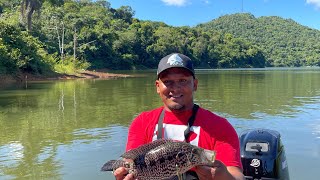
[162,80,172,86]
[179,79,188,85]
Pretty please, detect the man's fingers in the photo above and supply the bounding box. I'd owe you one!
[113,167,126,175]
[123,173,135,180]
[212,159,223,168]
[113,167,129,180]
[194,160,229,180]
[195,165,214,179]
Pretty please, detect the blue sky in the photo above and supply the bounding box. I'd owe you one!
[107,0,320,30]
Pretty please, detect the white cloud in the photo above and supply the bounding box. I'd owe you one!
[161,0,188,6]
[306,0,320,8]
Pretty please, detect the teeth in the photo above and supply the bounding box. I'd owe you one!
[171,94,182,97]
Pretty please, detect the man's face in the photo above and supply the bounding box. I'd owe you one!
[155,68,198,112]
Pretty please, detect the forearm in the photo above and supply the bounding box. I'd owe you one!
[226,166,245,180]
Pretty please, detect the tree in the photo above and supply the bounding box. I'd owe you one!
[20,0,43,31]
[112,6,134,24]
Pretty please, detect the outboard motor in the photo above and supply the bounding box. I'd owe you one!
[239,129,289,180]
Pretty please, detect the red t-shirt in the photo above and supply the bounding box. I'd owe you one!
[126,106,242,169]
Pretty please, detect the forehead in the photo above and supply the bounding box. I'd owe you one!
[158,67,193,79]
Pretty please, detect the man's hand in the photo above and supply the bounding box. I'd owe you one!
[113,159,136,180]
[194,160,244,180]
[113,167,135,180]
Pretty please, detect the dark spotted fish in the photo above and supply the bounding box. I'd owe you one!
[101,139,216,180]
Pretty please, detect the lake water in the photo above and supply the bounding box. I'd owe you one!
[0,68,320,180]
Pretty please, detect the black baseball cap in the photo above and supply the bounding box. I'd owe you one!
[157,53,195,78]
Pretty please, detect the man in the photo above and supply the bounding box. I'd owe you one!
[114,53,244,180]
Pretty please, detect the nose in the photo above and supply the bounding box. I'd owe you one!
[168,81,183,90]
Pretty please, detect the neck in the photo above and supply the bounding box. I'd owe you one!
[164,103,195,113]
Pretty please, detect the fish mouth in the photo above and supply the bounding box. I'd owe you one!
[203,149,216,162]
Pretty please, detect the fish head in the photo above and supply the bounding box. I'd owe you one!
[188,147,216,165]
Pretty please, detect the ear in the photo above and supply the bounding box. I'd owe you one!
[155,80,160,94]
[193,78,198,91]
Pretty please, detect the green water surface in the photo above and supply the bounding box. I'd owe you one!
[0,68,320,180]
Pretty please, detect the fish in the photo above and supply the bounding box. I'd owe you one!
[101,139,216,180]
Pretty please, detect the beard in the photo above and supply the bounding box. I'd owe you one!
[167,103,185,111]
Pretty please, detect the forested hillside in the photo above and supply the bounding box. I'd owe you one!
[0,1,318,77]
[197,13,320,67]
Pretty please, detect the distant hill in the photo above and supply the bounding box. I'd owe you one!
[197,13,320,67]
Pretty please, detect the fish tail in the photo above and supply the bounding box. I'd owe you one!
[101,159,131,172]
[101,160,118,171]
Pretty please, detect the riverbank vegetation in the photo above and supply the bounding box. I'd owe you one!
[0,0,319,80]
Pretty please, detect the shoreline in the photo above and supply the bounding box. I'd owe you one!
[0,70,132,84]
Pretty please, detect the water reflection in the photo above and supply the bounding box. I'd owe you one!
[196,69,320,119]
[313,122,320,139]
[0,78,147,179]
[0,141,24,167]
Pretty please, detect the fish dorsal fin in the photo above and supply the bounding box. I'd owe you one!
[121,139,172,159]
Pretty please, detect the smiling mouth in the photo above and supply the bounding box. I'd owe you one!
[169,95,183,100]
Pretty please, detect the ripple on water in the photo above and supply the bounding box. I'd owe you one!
[0,141,24,167]
[311,119,320,140]
[53,125,128,180]
[68,125,128,152]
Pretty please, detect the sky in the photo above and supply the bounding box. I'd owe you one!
[107,0,320,30]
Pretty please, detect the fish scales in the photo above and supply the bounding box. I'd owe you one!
[101,139,216,180]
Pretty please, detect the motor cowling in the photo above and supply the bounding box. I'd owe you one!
[239,129,290,180]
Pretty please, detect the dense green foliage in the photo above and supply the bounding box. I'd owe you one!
[0,1,318,76]
[0,21,54,74]
[197,13,320,67]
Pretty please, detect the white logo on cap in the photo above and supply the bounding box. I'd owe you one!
[250,159,260,168]
[167,54,184,66]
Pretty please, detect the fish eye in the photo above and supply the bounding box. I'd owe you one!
[176,152,185,159]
